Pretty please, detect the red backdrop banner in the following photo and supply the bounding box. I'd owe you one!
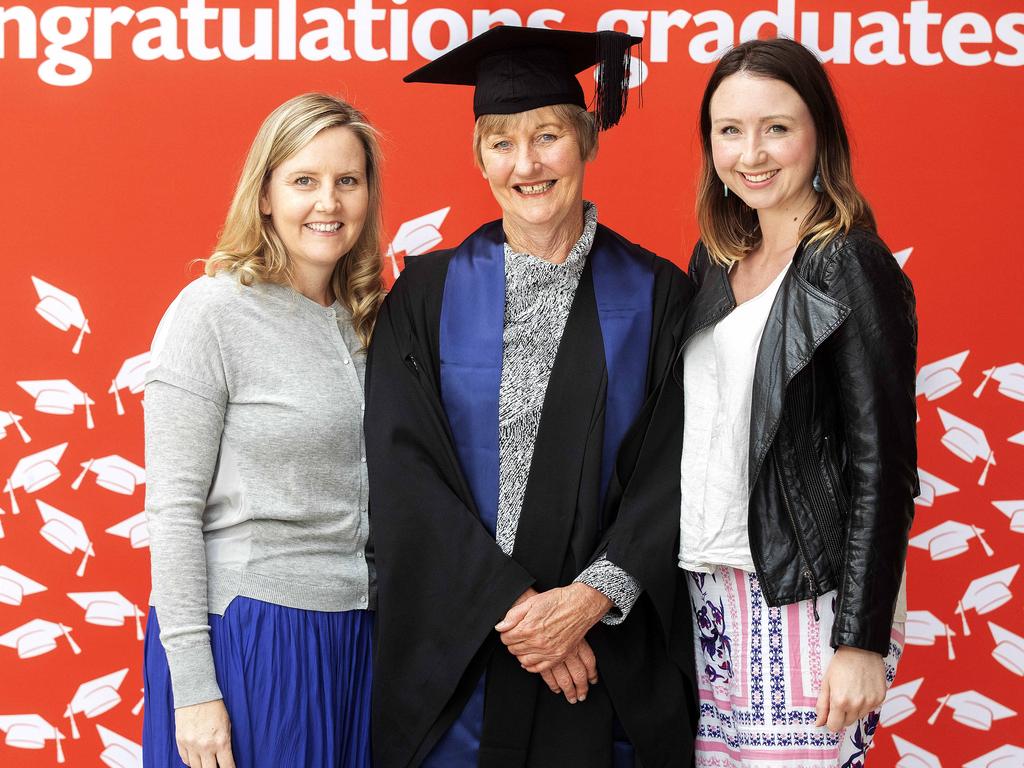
[2,1,1022,765]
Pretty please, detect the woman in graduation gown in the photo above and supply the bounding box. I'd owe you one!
[365,26,697,768]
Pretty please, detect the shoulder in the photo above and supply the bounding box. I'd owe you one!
[387,249,453,306]
[805,228,912,295]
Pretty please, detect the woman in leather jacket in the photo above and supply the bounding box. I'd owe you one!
[606,38,917,767]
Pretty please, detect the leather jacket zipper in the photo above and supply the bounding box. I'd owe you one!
[822,435,849,512]
[773,445,821,621]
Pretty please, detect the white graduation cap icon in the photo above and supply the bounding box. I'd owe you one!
[905,610,957,659]
[0,714,67,763]
[928,689,1017,731]
[0,618,82,658]
[96,724,142,768]
[936,408,996,485]
[3,442,67,517]
[108,352,151,415]
[992,500,1024,535]
[0,565,47,606]
[18,379,96,429]
[974,363,1024,402]
[63,668,128,739]
[385,207,451,278]
[880,677,925,727]
[989,622,1024,677]
[32,276,90,354]
[893,247,913,269]
[892,734,941,768]
[960,565,1019,624]
[916,350,969,401]
[1011,430,1024,446]
[0,411,31,443]
[964,744,1024,768]
[105,511,149,549]
[72,455,145,495]
[66,591,145,639]
[915,468,959,507]
[908,520,994,560]
[37,500,94,577]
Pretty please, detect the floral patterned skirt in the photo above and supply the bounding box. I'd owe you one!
[686,566,904,768]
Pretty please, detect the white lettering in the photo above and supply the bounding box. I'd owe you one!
[389,1,408,61]
[943,12,993,66]
[0,6,37,58]
[132,7,183,61]
[93,6,133,59]
[39,6,91,86]
[300,8,350,62]
[740,0,795,42]
[181,0,219,61]
[690,10,733,64]
[472,9,520,36]
[278,0,296,60]
[526,9,564,29]
[650,10,691,63]
[411,8,468,59]
[596,9,648,37]
[347,0,386,62]
[222,7,272,60]
[855,11,906,64]
[903,1,942,65]
[801,11,852,64]
[995,13,1024,66]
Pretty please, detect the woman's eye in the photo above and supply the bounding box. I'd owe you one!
[295,176,313,186]
[338,176,358,186]
[537,133,558,143]
[720,126,739,136]
[768,124,787,134]
[492,140,513,151]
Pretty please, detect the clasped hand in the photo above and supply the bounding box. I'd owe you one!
[495,584,612,705]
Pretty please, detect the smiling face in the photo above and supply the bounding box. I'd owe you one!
[259,125,369,280]
[709,72,818,217]
[477,106,591,237]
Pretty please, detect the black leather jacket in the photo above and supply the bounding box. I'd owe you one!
[606,227,918,656]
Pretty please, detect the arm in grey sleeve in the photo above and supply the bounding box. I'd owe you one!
[574,555,642,626]
[145,380,226,708]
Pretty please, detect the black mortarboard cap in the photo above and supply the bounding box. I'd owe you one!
[404,26,642,131]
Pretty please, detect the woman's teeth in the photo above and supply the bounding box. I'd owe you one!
[516,181,555,195]
[741,170,779,183]
[306,222,342,232]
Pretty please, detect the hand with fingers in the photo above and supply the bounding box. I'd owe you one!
[174,699,236,768]
[814,645,887,733]
[495,583,612,702]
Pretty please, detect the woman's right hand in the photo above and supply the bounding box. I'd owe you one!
[174,700,236,768]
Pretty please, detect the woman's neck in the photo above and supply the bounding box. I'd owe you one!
[289,264,335,307]
[755,191,816,258]
[504,202,585,265]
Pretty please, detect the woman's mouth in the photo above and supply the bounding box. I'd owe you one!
[739,170,779,186]
[513,180,556,196]
[305,221,343,233]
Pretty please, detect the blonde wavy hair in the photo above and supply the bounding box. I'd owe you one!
[696,39,875,267]
[206,93,384,347]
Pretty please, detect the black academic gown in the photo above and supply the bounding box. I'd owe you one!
[365,226,697,768]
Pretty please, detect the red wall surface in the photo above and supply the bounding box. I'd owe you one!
[1,1,1022,765]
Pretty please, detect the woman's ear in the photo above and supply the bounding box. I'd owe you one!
[259,183,271,216]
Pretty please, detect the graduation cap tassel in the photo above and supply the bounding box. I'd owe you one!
[978,451,995,486]
[132,692,145,716]
[927,694,949,725]
[971,525,995,556]
[0,517,5,539]
[8,483,19,515]
[75,543,94,578]
[973,367,995,398]
[945,623,956,661]
[55,727,66,764]
[957,600,971,636]
[134,605,145,641]
[9,411,31,443]
[84,397,94,430]
[72,319,89,355]
[71,460,93,491]
[59,623,82,655]
[593,31,632,131]
[65,706,80,740]
[112,381,125,416]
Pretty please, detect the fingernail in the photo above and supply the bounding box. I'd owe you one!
[578,695,586,702]
[568,698,577,704]
[589,678,598,684]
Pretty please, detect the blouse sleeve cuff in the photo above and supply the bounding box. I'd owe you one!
[575,556,642,626]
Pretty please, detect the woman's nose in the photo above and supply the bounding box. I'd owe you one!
[315,187,340,212]
[741,135,766,166]
[514,144,540,176]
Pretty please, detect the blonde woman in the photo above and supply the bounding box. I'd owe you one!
[142,93,384,768]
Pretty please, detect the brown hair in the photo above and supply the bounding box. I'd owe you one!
[205,93,385,348]
[696,38,875,266]
[472,103,598,169]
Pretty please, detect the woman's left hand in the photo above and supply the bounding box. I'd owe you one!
[815,646,887,732]
[495,583,612,672]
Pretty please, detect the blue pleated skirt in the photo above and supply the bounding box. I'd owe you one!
[142,597,373,768]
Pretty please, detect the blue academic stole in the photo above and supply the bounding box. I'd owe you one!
[439,220,654,537]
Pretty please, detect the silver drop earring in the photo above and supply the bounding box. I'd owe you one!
[812,172,823,193]
[724,183,729,198]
